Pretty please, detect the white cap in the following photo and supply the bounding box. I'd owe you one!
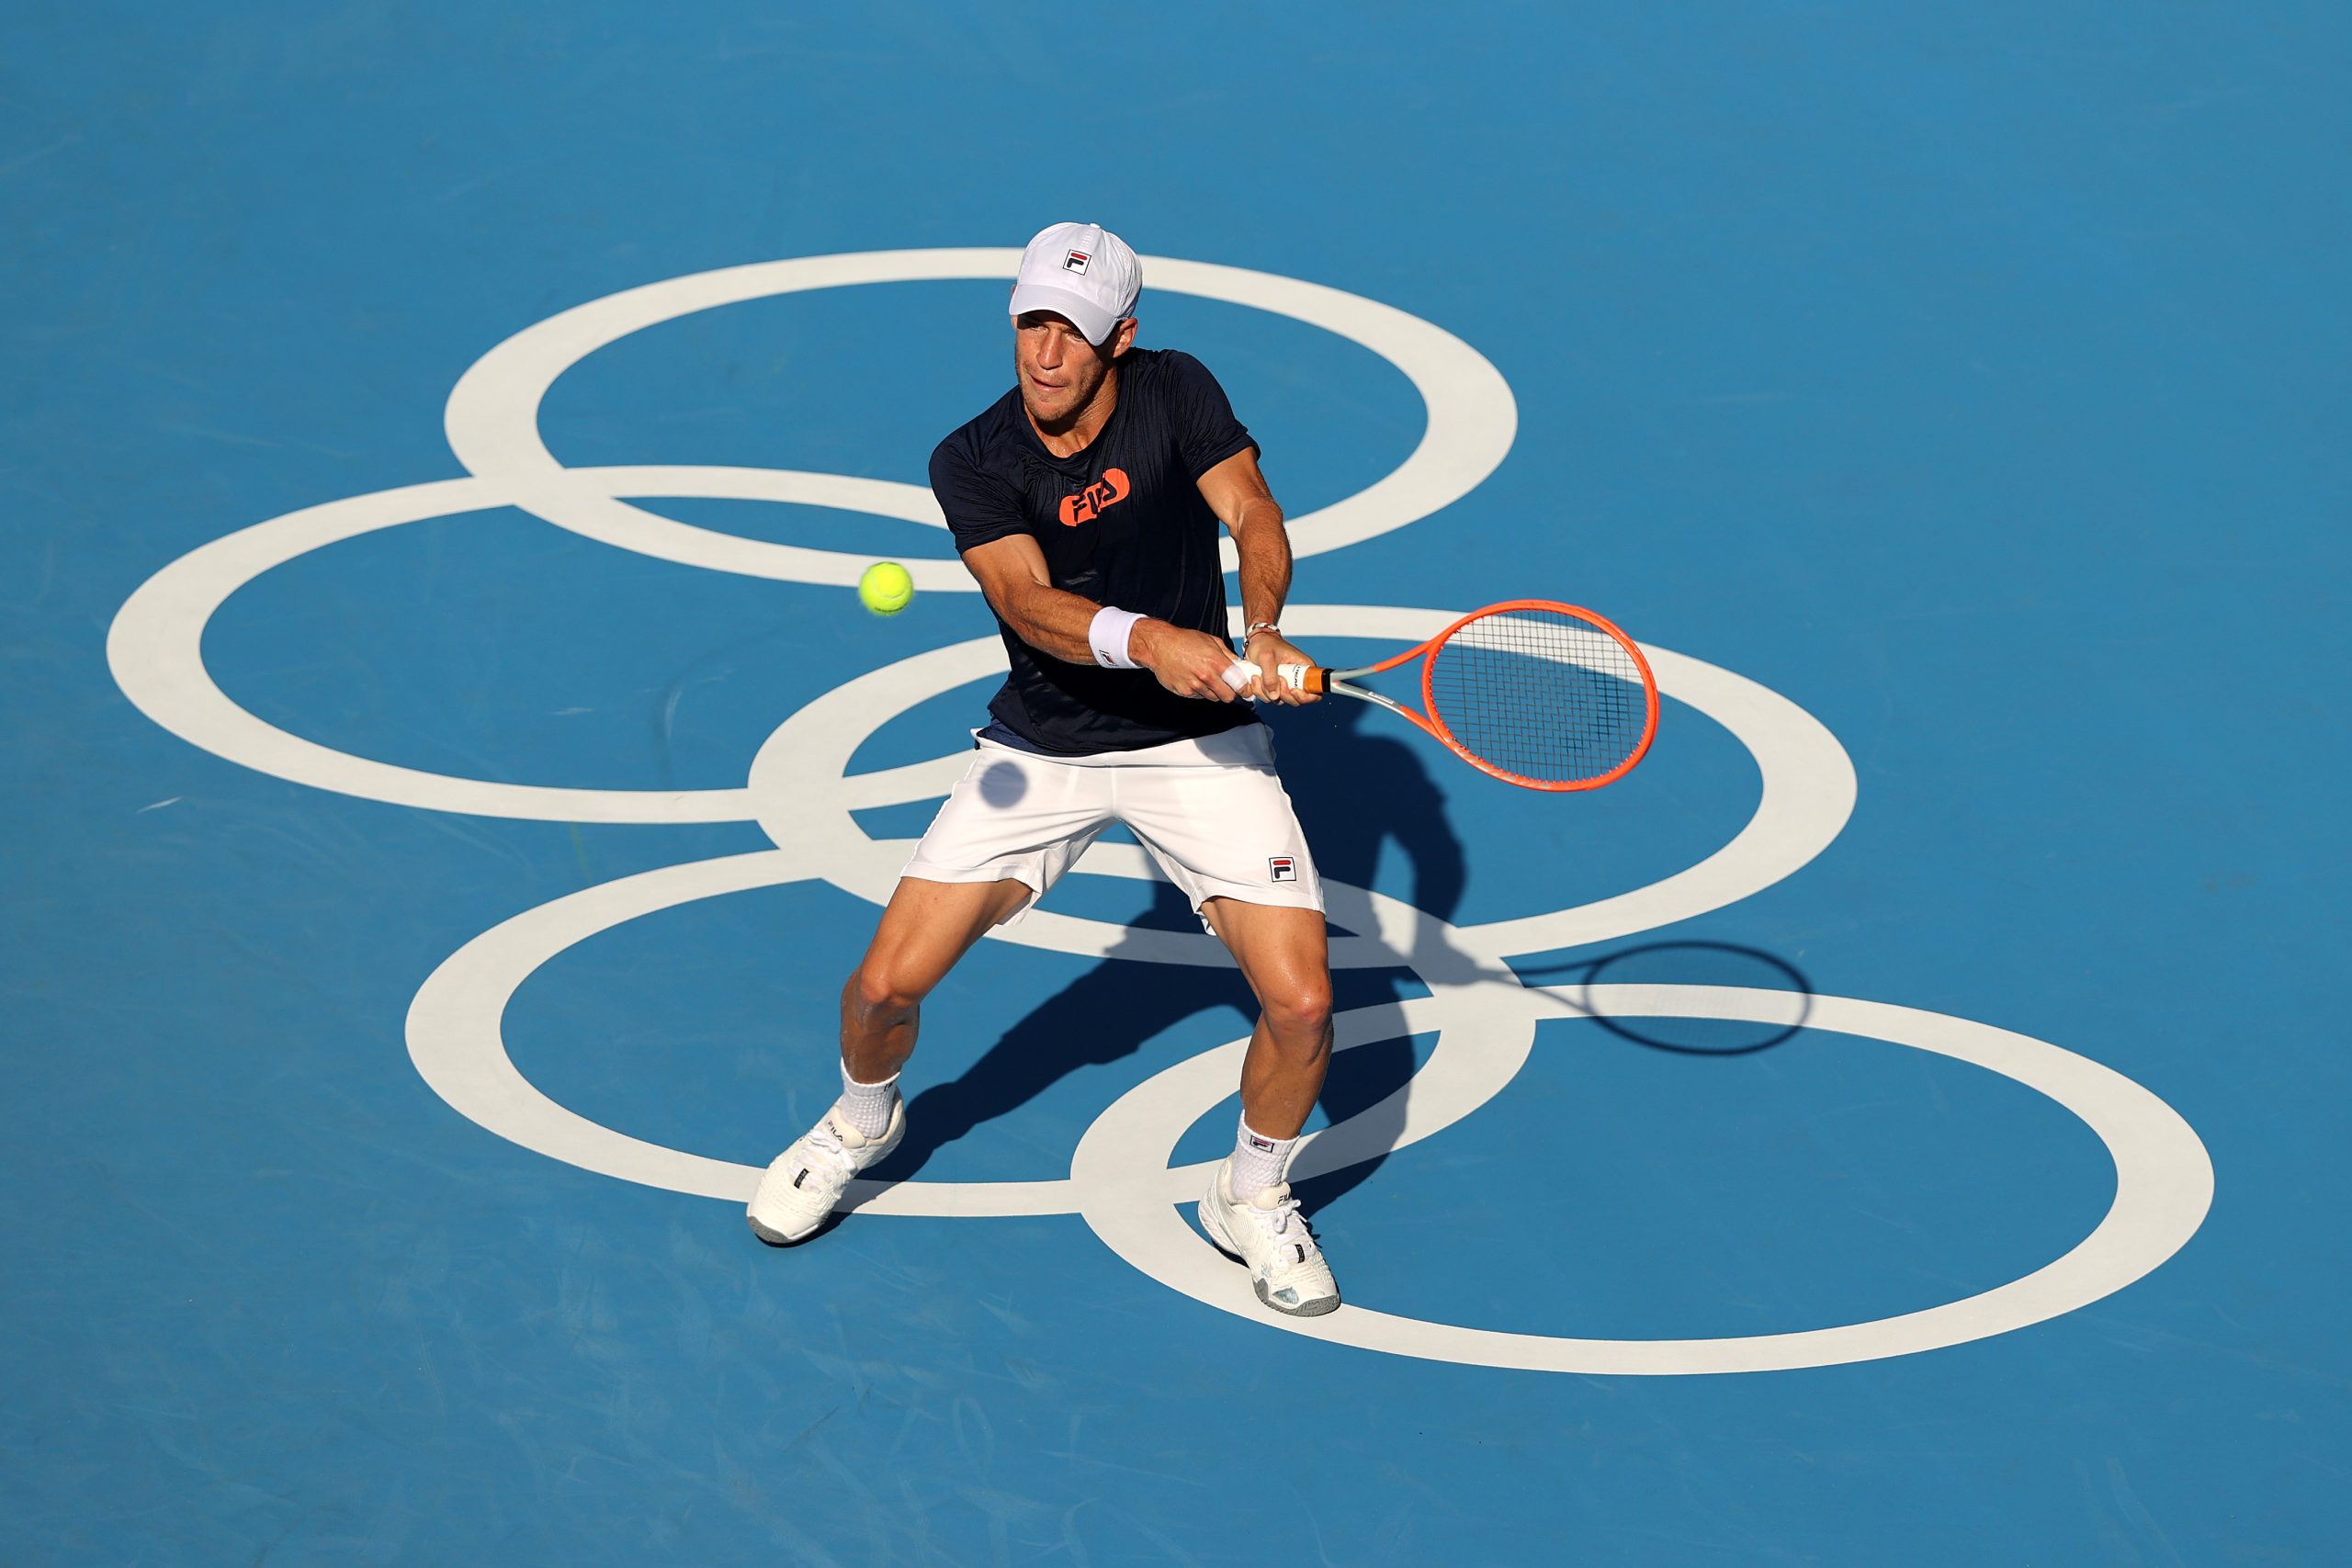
[1008,221,1141,346]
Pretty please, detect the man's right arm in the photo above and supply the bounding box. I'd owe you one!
[960,534,1245,703]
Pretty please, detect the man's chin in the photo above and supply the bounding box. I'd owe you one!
[1021,390,1077,426]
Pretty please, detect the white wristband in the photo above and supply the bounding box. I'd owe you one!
[1088,606,1146,670]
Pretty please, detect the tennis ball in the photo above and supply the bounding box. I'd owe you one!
[858,560,914,616]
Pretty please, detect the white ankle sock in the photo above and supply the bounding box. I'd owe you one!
[1228,1116,1296,1202]
[837,1065,900,1138]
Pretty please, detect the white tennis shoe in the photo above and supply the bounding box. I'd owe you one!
[747,1100,904,1246]
[1198,1161,1340,1317]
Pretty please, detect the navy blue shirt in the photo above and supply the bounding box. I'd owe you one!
[929,347,1261,755]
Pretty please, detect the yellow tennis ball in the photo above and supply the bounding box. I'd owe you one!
[858,560,914,616]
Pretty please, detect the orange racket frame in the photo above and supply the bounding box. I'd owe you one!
[1278,600,1659,791]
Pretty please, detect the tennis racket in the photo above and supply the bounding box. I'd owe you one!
[1229,601,1658,792]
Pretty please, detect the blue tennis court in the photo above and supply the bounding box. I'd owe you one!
[7,4,2346,1562]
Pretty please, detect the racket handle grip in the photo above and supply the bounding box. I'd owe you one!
[1276,663,1326,694]
[1220,659,1261,691]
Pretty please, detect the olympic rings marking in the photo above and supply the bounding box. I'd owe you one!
[109,248,2214,1374]
[443,249,1518,586]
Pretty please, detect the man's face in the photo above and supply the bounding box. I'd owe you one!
[1013,310,1130,426]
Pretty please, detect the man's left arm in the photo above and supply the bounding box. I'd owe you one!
[1197,448,1317,705]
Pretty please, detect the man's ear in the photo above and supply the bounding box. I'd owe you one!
[1108,316,1138,357]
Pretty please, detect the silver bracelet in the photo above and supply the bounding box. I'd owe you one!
[1244,620,1282,639]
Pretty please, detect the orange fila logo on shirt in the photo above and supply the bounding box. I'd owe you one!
[1058,467,1131,526]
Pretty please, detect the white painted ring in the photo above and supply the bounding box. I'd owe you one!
[743,608,1856,965]
[442,249,1518,584]
[402,847,1531,1215]
[107,466,932,822]
[1074,982,2215,1374]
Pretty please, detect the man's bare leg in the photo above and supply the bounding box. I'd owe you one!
[842,874,1035,1084]
[1194,897,1341,1315]
[748,874,1029,1245]
[1200,897,1334,1138]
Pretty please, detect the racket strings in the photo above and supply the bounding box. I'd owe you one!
[1426,609,1647,786]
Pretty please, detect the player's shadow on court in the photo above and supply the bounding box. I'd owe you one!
[873,698,1463,1213]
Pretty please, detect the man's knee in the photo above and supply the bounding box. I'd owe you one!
[849,961,932,1021]
[1262,977,1333,1042]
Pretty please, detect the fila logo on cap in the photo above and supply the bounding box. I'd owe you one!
[1268,856,1297,883]
[1010,221,1141,346]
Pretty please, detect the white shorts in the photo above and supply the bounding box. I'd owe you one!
[902,724,1324,927]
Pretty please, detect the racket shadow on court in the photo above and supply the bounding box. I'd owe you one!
[870,697,1464,1215]
[1512,942,1815,1056]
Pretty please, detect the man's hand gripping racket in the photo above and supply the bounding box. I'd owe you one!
[1222,600,1659,791]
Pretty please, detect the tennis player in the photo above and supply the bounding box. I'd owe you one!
[750,221,1341,1317]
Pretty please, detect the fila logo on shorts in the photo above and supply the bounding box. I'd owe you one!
[1062,249,1091,274]
[1269,856,1298,884]
[1057,467,1131,526]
